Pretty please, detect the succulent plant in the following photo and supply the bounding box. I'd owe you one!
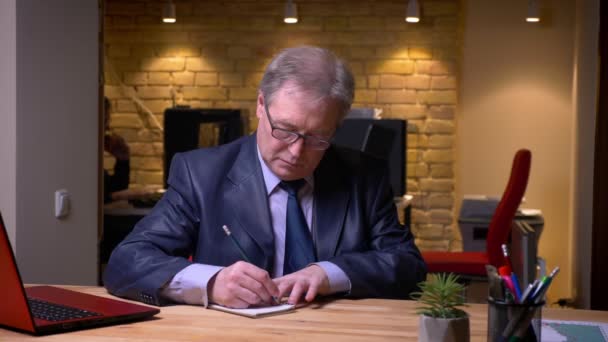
[411,273,468,319]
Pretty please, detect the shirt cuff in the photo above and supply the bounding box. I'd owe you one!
[159,264,223,307]
[315,261,351,295]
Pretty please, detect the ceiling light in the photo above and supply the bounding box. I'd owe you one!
[284,0,298,24]
[526,0,540,23]
[162,1,176,24]
[405,0,420,23]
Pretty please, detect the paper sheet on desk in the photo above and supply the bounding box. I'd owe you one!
[208,303,295,318]
[542,319,608,341]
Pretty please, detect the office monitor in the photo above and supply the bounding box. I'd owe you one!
[332,119,407,196]
[163,108,243,188]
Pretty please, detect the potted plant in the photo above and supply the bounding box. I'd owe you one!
[411,273,470,342]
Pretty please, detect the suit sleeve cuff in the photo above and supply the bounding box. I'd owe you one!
[315,261,351,295]
[159,264,223,307]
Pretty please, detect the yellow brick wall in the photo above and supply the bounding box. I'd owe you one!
[103,0,461,251]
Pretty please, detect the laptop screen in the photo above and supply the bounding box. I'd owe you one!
[0,214,37,333]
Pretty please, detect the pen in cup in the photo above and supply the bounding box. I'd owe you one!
[500,244,513,275]
[502,266,560,339]
[519,280,538,304]
[221,225,280,305]
[500,244,523,302]
[510,273,523,302]
[530,267,560,303]
[501,275,519,303]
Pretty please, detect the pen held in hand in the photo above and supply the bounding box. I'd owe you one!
[222,225,251,263]
[221,225,280,305]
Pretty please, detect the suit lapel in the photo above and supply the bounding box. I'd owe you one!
[313,148,350,261]
[224,134,275,271]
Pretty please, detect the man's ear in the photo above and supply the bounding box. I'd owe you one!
[255,92,264,120]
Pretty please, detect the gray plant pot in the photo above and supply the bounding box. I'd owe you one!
[419,314,470,342]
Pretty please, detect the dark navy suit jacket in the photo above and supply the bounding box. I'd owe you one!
[103,134,426,306]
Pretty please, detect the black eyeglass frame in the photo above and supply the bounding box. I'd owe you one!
[262,97,332,150]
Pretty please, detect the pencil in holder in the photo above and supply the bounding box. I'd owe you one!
[487,298,544,342]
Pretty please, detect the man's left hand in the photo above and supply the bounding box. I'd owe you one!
[273,265,330,305]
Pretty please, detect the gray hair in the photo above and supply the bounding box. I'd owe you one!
[259,46,355,120]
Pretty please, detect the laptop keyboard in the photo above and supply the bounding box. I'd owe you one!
[28,298,102,322]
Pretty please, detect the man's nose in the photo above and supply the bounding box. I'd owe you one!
[287,136,305,157]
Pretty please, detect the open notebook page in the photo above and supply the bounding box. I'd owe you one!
[208,303,295,318]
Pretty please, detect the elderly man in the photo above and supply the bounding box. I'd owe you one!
[104,46,426,308]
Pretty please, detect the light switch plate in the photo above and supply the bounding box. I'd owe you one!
[55,189,70,218]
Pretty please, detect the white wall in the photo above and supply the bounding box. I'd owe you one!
[458,0,576,301]
[14,0,98,285]
[571,0,598,309]
[0,0,17,249]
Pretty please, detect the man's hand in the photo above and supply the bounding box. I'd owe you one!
[273,265,330,305]
[208,261,279,308]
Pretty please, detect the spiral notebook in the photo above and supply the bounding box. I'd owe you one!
[208,303,295,318]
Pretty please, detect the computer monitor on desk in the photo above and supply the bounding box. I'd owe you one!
[332,118,407,197]
[332,118,409,225]
[164,108,243,188]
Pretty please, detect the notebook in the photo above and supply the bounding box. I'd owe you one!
[0,213,160,335]
[209,303,294,318]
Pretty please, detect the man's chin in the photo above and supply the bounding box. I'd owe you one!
[273,165,308,181]
[277,171,305,181]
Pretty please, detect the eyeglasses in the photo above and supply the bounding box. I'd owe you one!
[263,98,331,150]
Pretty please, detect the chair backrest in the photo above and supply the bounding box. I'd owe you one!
[486,149,532,267]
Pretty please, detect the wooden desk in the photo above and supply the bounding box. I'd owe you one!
[3,286,608,341]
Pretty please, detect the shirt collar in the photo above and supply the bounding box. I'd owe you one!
[256,145,313,195]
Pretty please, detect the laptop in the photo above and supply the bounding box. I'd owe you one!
[0,213,160,335]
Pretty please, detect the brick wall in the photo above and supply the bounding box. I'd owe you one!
[103,0,461,251]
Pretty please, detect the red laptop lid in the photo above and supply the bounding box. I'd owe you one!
[0,212,160,335]
[0,214,37,333]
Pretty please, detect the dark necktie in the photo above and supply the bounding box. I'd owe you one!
[280,179,316,275]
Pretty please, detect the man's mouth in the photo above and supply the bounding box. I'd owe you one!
[280,159,300,168]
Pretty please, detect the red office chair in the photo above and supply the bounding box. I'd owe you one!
[423,149,532,277]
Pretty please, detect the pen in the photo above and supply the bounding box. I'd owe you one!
[519,280,538,304]
[500,244,513,275]
[221,225,280,305]
[502,267,560,339]
[530,266,560,303]
[501,275,519,303]
[222,225,250,262]
[510,272,523,302]
[502,304,536,340]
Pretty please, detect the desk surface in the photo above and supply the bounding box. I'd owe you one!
[3,286,608,341]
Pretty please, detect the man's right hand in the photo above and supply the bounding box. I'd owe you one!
[207,261,279,308]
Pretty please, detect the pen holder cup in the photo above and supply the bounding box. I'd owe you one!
[487,298,544,342]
